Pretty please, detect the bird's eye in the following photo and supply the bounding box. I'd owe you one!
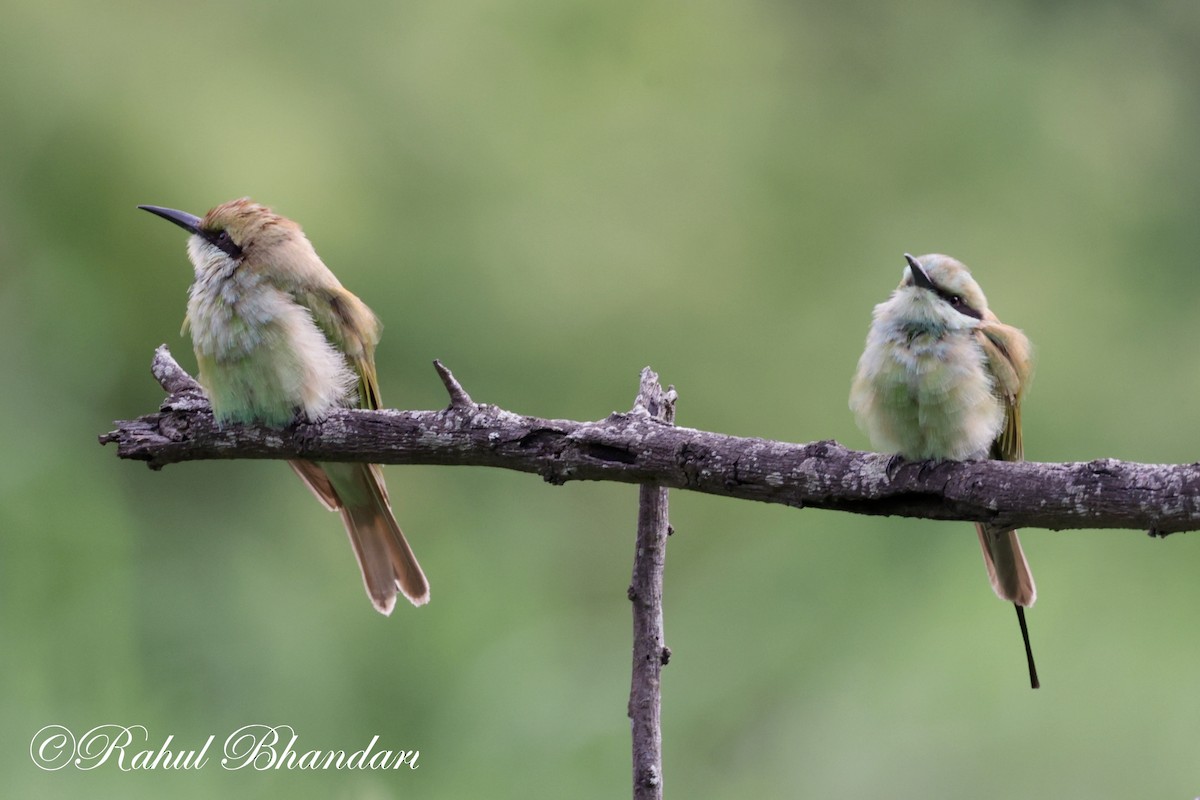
[943,292,982,319]
[206,227,242,258]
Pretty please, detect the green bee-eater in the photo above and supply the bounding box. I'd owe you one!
[850,253,1038,688]
[140,198,429,615]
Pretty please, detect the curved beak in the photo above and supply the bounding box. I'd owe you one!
[904,253,936,291]
[138,205,202,235]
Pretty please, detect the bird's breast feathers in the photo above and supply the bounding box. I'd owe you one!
[850,326,1003,460]
[186,270,356,425]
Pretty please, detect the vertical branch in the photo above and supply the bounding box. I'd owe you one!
[628,368,677,800]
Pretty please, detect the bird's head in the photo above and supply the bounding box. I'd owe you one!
[139,198,325,285]
[881,253,991,331]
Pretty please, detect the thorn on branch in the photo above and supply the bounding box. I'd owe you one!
[148,345,210,415]
[433,359,474,409]
[151,344,202,395]
[633,367,677,423]
[150,345,206,407]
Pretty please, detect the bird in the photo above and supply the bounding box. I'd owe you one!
[849,253,1038,688]
[138,198,429,615]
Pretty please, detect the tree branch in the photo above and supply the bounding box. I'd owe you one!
[627,369,676,800]
[100,346,1200,535]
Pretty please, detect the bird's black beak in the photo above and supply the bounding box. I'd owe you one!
[138,205,202,235]
[904,253,936,291]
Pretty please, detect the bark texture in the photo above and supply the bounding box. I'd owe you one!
[100,346,1200,535]
[627,369,675,800]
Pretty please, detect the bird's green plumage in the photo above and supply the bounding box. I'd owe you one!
[141,197,428,614]
[851,253,1039,687]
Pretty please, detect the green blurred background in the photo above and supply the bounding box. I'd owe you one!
[5,0,1200,797]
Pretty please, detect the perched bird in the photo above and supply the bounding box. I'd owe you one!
[139,198,429,615]
[850,253,1038,688]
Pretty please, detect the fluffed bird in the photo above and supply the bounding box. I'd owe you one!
[139,198,429,615]
[850,253,1038,688]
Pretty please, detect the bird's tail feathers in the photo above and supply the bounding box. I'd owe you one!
[340,483,430,613]
[975,523,1036,607]
[292,458,430,613]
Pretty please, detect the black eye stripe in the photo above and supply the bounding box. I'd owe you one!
[934,286,982,319]
[202,228,243,258]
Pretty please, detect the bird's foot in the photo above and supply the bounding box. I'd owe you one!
[915,458,941,481]
[291,409,323,452]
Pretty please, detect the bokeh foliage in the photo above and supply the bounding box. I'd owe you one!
[4,1,1200,797]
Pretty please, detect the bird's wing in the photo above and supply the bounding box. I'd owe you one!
[285,285,384,410]
[353,349,383,411]
[284,284,390,505]
[977,319,1032,462]
[975,319,1037,611]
